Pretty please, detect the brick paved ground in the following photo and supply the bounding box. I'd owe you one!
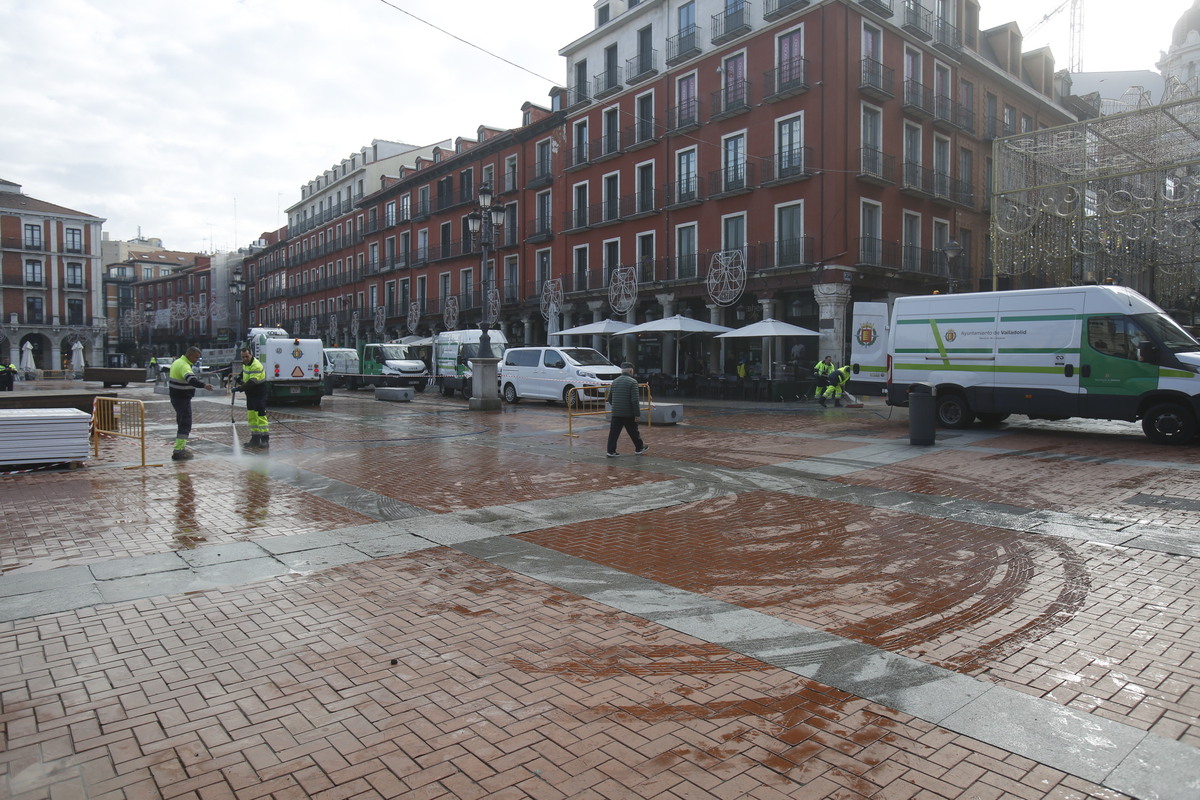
[1,384,1196,799]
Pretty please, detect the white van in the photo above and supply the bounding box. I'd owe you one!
[432,328,509,399]
[499,346,622,404]
[322,348,359,388]
[850,285,1200,443]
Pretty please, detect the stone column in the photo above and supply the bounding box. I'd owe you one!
[707,304,723,373]
[655,293,676,375]
[814,282,852,364]
[759,298,777,378]
[588,299,606,352]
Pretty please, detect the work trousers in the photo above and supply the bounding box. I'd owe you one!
[607,416,644,454]
[244,390,269,436]
[170,390,194,442]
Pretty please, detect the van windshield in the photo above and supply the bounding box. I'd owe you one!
[562,348,613,366]
[377,345,415,360]
[1135,313,1200,352]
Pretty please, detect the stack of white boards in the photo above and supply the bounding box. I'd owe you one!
[0,408,91,466]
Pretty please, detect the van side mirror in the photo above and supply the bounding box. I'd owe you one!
[1137,341,1157,363]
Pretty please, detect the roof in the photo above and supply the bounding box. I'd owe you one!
[0,188,104,221]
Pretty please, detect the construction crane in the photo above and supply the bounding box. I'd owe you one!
[1027,0,1084,72]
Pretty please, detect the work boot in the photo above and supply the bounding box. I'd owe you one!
[171,449,193,461]
[818,397,827,407]
[259,434,269,450]
[244,435,262,449]
[834,398,842,407]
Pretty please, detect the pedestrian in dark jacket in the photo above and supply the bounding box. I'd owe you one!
[606,362,649,457]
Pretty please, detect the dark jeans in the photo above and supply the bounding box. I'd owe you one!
[169,390,194,440]
[607,416,644,454]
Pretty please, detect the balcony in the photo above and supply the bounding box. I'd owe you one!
[564,143,590,172]
[760,146,814,185]
[933,95,968,131]
[623,117,661,151]
[901,162,933,197]
[860,58,895,100]
[626,50,658,85]
[934,19,963,58]
[857,0,894,19]
[857,147,896,185]
[593,68,623,100]
[566,82,591,109]
[620,189,657,220]
[764,0,810,23]
[709,161,756,197]
[855,237,901,269]
[526,216,553,243]
[563,206,591,233]
[763,58,809,102]
[757,236,814,269]
[666,25,701,65]
[901,0,932,40]
[526,161,554,190]
[711,2,750,45]
[592,132,622,163]
[711,81,751,121]
[902,79,934,118]
[666,98,702,134]
[662,176,705,209]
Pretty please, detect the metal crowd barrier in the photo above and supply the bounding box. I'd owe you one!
[564,382,654,439]
[92,397,160,469]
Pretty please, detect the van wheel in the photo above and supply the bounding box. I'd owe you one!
[1142,402,1197,445]
[413,380,426,393]
[461,382,473,401]
[977,412,1010,426]
[936,393,975,429]
[503,383,520,404]
[563,385,578,408]
[442,384,454,397]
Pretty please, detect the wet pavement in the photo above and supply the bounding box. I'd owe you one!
[1,384,1198,799]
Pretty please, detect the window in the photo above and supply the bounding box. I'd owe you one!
[536,190,553,234]
[778,27,804,88]
[504,156,518,193]
[636,162,655,212]
[66,262,83,288]
[722,52,746,110]
[777,113,804,175]
[1021,113,1034,133]
[26,296,44,324]
[863,22,883,61]
[603,239,620,283]
[536,139,553,177]
[504,255,519,303]
[401,194,411,221]
[934,136,951,196]
[460,268,473,308]
[722,213,746,254]
[573,245,589,289]
[536,249,551,288]
[637,231,656,281]
[677,73,697,126]
[23,224,42,250]
[860,201,883,264]
[636,92,655,142]
[903,212,922,271]
[904,122,922,186]
[603,107,620,154]
[676,224,697,279]
[1003,104,1017,135]
[603,174,619,221]
[777,202,804,266]
[65,228,83,253]
[722,132,746,190]
[677,147,697,199]
[573,59,589,102]
[24,259,43,286]
[385,201,396,226]
[597,3,610,26]
[573,183,589,228]
[1087,316,1152,361]
[573,119,589,166]
[679,2,695,35]
[861,104,883,173]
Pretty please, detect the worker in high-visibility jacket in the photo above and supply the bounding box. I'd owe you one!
[819,365,852,408]
[234,347,269,450]
[0,361,16,391]
[168,347,214,460]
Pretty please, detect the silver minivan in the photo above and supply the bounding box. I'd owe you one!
[499,347,622,404]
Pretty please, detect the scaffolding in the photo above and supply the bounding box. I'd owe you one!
[991,82,1200,307]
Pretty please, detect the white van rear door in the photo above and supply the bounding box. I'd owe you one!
[850,302,889,389]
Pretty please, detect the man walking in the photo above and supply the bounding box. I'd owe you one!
[234,347,269,450]
[606,362,649,458]
[168,347,213,461]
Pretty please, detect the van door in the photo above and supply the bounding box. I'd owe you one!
[1079,315,1159,420]
[991,292,1081,417]
[849,302,889,394]
[536,348,568,400]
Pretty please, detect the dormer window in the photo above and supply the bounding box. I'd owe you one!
[597,3,609,25]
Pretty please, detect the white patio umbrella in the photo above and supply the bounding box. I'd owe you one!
[20,341,35,375]
[716,318,821,378]
[548,319,634,357]
[623,315,733,376]
[71,341,85,377]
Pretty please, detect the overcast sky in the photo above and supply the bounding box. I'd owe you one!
[0,0,1185,256]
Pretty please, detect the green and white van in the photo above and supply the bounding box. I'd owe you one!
[850,285,1200,444]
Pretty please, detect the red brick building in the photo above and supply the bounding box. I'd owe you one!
[245,0,1093,374]
[0,179,106,372]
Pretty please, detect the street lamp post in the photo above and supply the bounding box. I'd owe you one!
[941,239,964,293]
[145,301,154,359]
[465,185,506,410]
[229,267,247,344]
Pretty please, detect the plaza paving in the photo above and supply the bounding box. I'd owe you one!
[1,384,1198,799]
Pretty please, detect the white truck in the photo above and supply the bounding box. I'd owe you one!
[849,285,1200,444]
[433,328,509,399]
[244,327,325,406]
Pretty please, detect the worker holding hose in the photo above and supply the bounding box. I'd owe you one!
[234,347,270,450]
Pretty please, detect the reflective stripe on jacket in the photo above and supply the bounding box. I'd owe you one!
[168,356,203,393]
